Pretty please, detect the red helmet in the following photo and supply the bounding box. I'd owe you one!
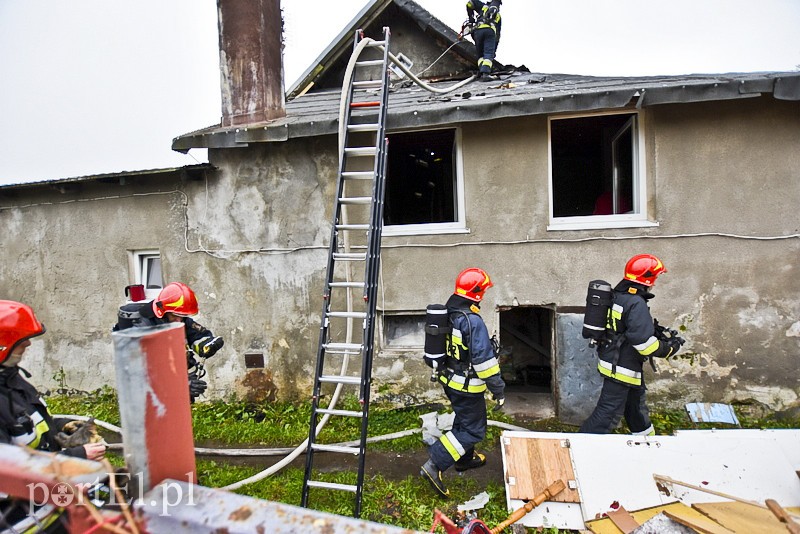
[152,282,199,318]
[0,300,46,364]
[454,268,493,302]
[624,254,667,287]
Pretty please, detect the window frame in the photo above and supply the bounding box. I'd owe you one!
[381,127,468,237]
[546,110,658,231]
[129,250,163,291]
[379,311,426,352]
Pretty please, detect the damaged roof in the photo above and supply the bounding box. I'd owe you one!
[173,70,800,151]
[172,0,800,152]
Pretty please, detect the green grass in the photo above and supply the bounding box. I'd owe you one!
[44,389,798,533]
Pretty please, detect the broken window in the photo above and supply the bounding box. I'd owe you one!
[383,128,466,235]
[549,111,653,230]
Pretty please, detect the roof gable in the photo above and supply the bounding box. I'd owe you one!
[287,0,478,100]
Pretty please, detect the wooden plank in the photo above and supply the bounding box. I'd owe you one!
[693,501,798,534]
[606,506,639,533]
[504,437,579,502]
[662,508,734,534]
[587,503,703,534]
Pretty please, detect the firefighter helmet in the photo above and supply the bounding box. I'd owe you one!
[152,282,199,318]
[624,254,667,287]
[454,268,493,302]
[0,300,46,364]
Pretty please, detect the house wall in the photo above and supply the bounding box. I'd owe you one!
[1,96,797,418]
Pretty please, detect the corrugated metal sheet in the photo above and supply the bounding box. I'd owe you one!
[173,70,800,152]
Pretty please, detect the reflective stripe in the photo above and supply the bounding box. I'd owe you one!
[425,353,446,360]
[635,336,660,356]
[440,431,465,461]
[12,411,49,449]
[439,373,487,393]
[631,424,655,436]
[598,360,642,386]
[472,357,500,378]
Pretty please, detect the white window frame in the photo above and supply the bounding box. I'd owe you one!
[129,250,163,293]
[382,127,468,237]
[547,110,658,231]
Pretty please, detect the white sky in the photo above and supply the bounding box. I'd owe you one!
[0,0,797,186]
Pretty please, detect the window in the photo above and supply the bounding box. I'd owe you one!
[548,111,655,230]
[131,250,163,292]
[381,313,425,349]
[382,128,466,235]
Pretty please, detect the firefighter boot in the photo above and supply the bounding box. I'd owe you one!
[454,451,486,472]
[420,459,449,497]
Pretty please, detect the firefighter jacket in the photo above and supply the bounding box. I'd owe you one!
[598,280,672,387]
[0,367,86,457]
[439,295,505,397]
[466,0,502,35]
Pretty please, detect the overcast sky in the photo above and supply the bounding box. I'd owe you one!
[0,0,797,186]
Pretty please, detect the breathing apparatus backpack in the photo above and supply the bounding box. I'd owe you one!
[582,280,613,347]
[424,304,451,371]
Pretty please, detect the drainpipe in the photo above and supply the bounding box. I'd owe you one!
[217,0,286,127]
[112,323,197,497]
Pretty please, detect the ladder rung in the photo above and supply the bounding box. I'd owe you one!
[332,253,366,261]
[311,443,361,455]
[306,480,358,493]
[316,408,364,418]
[328,282,366,288]
[334,224,369,231]
[355,60,384,68]
[319,375,361,385]
[327,311,367,319]
[351,101,380,108]
[339,196,372,205]
[344,147,377,157]
[323,342,363,351]
[364,40,387,48]
[346,124,380,133]
[342,171,374,179]
[353,80,383,88]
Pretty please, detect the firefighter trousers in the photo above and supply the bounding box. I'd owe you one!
[579,377,653,434]
[429,386,487,471]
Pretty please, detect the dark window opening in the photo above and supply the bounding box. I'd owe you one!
[498,306,553,393]
[384,129,457,226]
[551,114,637,218]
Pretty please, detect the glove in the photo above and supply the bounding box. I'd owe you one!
[192,336,224,358]
[492,394,505,411]
[663,337,683,358]
[485,6,498,19]
[188,374,207,402]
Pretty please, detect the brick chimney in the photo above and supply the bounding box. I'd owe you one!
[217,0,286,127]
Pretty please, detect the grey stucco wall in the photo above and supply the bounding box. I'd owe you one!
[1,96,797,417]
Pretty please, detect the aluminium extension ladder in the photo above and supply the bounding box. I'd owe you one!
[300,27,391,518]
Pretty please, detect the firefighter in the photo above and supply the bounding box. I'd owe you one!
[579,254,684,435]
[113,282,224,402]
[466,0,502,80]
[420,268,505,497]
[0,301,108,534]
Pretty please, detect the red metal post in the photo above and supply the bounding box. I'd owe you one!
[112,323,196,495]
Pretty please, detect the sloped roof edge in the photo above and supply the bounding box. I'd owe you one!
[285,0,475,100]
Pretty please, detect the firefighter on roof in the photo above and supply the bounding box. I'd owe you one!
[580,254,684,435]
[466,0,502,80]
[420,268,505,497]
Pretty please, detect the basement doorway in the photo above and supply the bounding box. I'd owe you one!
[497,306,556,420]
